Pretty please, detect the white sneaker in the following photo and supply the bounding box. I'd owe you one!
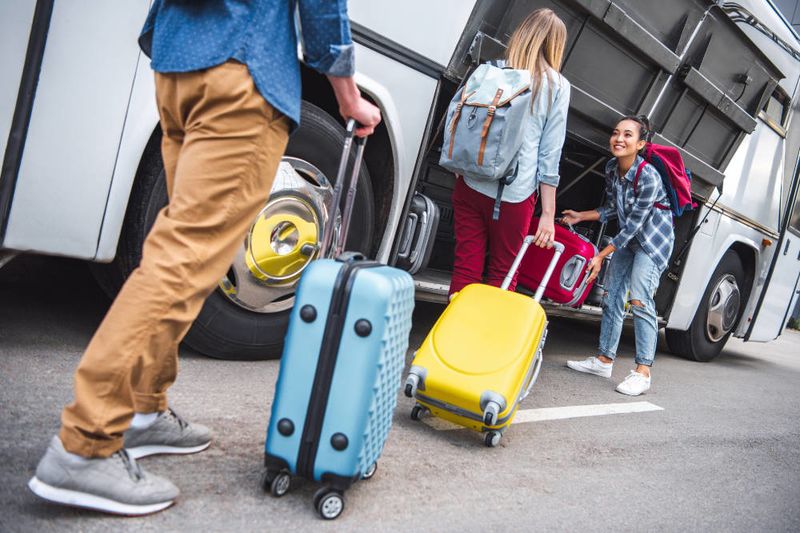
[616,370,651,396]
[566,356,613,378]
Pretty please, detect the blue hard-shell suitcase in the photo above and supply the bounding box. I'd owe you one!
[262,120,415,520]
[263,257,414,518]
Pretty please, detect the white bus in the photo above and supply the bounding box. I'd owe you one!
[1,0,799,362]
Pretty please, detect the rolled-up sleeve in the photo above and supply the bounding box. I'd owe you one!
[536,78,570,188]
[297,0,355,76]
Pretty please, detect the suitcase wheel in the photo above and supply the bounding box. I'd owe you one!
[314,488,345,520]
[267,471,291,497]
[410,404,428,421]
[483,401,501,426]
[484,431,501,448]
[404,374,419,398]
[362,462,378,480]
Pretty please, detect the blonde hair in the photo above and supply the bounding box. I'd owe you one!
[505,8,567,103]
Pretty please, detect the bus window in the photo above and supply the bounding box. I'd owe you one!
[762,88,790,129]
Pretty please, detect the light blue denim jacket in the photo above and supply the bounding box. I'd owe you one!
[465,68,571,203]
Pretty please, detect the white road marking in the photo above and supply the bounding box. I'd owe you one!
[421,401,664,431]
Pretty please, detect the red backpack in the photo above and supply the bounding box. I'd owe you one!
[633,142,696,216]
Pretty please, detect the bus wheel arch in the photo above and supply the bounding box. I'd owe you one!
[666,244,756,362]
[300,65,396,255]
[89,127,164,297]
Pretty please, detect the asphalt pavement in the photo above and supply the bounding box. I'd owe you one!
[1,255,799,532]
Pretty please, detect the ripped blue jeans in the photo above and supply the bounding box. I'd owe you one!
[598,241,664,366]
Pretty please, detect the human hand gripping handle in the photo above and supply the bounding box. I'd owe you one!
[560,209,581,226]
[587,243,616,283]
[586,256,604,283]
[327,75,381,137]
[501,236,565,303]
[533,216,555,249]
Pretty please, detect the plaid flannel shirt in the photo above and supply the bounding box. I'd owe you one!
[596,156,674,271]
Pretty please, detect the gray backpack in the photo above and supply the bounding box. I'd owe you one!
[439,63,532,219]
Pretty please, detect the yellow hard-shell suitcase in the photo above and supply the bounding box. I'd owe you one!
[404,237,564,447]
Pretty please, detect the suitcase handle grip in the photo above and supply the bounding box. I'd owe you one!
[500,236,564,302]
[320,119,368,258]
[397,213,419,259]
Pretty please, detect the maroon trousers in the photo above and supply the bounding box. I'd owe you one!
[449,177,537,296]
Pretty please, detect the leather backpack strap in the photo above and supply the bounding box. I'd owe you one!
[477,88,503,166]
[448,87,472,158]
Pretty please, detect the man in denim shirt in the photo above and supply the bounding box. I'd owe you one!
[29,0,380,515]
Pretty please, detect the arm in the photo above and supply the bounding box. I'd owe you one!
[610,166,660,250]
[533,78,570,248]
[298,0,380,136]
[326,76,381,136]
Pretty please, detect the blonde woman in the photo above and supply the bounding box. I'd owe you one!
[449,8,571,297]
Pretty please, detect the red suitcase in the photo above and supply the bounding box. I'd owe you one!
[517,218,597,307]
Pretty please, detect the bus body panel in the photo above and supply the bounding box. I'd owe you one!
[0,1,36,160]
[729,0,800,340]
[351,45,438,262]
[746,229,800,341]
[94,58,158,262]
[3,0,147,259]
[348,0,476,67]
[717,123,784,232]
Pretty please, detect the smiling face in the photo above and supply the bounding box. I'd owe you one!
[610,119,646,159]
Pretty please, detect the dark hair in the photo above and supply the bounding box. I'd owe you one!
[618,115,653,143]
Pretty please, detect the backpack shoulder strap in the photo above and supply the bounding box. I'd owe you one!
[633,160,648,195]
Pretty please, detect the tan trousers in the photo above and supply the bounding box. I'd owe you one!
[60,61,289,457]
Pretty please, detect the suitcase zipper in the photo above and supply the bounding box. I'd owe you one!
[296,260,376,480]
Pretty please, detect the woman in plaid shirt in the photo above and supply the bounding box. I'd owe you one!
[562,115,674,396]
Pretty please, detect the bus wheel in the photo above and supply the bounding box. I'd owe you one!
[94,101,374,360]
[665,251,745,362]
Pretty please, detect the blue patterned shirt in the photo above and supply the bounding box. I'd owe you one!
[139,0,355,130]
[597,156,674,270]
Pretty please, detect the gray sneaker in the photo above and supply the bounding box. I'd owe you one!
[124,408,212,459]
[28,436,178,515]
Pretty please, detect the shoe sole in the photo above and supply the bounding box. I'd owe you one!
[615,386,649,396]
[127,441,210,460]
[28,477,174,516]
[566,361,612,378]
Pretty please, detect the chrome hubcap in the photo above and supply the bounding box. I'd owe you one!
[219,157,337,313]
[706,274,740,342]
[275,474,290,494]
[322,495,343,518]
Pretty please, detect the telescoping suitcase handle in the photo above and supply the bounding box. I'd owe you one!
[500,236,565,302]
[319,119,367,259]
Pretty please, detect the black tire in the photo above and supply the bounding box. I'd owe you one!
[260,470,276,492]
[91,102,375,360]
[362,462,377,480]
[410,405,424,421]
[666,251,746,362]
[270,473,291,497]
